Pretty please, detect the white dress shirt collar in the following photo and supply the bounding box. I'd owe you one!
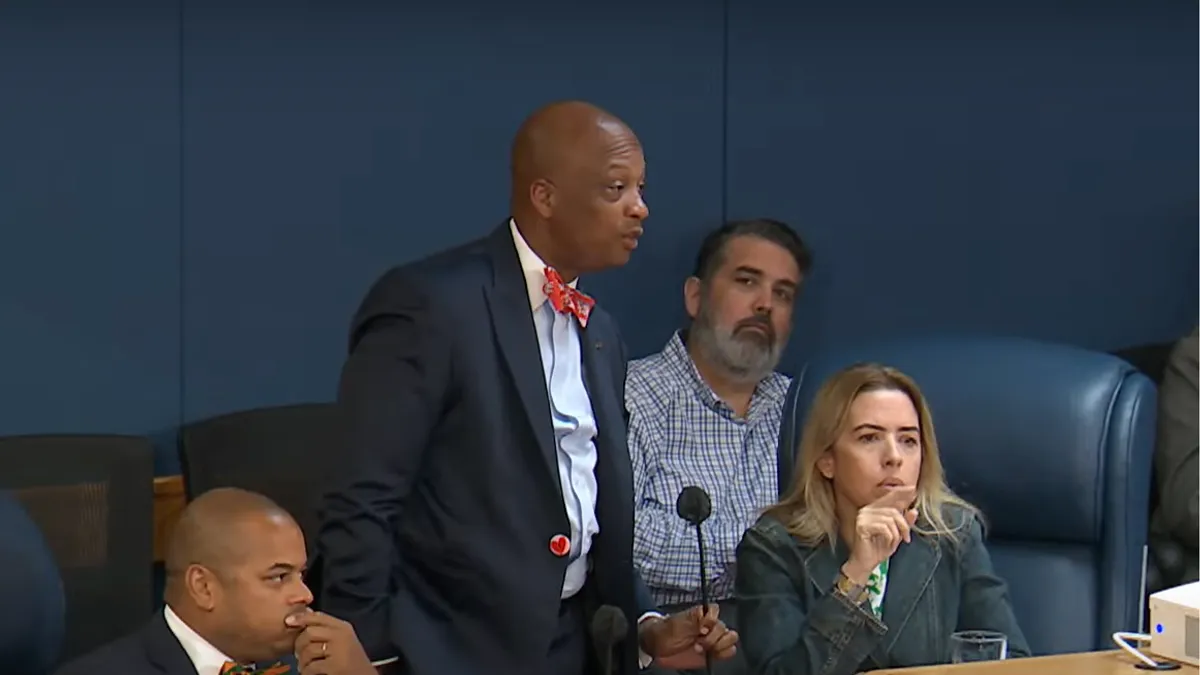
[163,604,234,675]
[509,218,578,312]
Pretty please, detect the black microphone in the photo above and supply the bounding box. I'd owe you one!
[591,604,628,675]
[676,485,714,675]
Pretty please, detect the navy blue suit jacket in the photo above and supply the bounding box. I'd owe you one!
[317,223,657,675]
[53,614,196,675]
[53,613,302,675]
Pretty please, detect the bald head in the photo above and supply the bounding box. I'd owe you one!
[164,487,295,586]
[510,100,637,207]
[506,101,647,279]
[161,488,311,663]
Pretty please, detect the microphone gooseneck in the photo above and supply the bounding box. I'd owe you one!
[676,485,714,675]
[591,604,628,675]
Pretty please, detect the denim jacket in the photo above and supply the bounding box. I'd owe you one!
[734,506,1030,675]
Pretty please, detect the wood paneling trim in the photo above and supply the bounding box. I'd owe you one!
[153,475,186,562]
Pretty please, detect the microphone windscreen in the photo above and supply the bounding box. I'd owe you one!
[676,485,712,525]
[590,605,629,649]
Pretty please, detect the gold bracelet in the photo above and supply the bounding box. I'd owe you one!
[834,571,870,605]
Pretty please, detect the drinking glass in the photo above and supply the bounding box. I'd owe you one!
[950,630,1008,663]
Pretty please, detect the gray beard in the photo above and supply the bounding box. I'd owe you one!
[689,307,782,385]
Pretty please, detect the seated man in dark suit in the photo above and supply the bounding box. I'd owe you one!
[55,487,374,675]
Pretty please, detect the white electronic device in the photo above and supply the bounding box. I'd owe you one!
[1145,580,1200,667]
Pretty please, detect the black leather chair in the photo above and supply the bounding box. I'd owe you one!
[179,403,341,556]
[0,435,155,662]
[777,336,1156,655]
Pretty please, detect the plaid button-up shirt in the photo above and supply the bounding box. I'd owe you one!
[626,331,790,606]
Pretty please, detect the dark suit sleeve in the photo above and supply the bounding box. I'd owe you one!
[634,573,658,617]
[619,337,633,428]
[317,270,452,660]
[615,333,660,618]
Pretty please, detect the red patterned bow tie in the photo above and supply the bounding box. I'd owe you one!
[543,266,595,328]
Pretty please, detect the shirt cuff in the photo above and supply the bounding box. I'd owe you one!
[637,611,666,669]
[370,656,400,666]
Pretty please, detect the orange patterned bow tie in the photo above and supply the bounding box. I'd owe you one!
[219,661,292,674]
[543,266,595,328]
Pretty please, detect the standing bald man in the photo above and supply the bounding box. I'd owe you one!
[317,101,737,675]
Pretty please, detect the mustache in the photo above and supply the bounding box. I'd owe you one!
[733,315,775,342]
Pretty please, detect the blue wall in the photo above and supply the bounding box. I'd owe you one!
[1,1,1196,473]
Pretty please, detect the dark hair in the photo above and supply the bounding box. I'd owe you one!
[691,218,812,282]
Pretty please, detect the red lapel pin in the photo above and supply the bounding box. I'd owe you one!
[549,534,571,557]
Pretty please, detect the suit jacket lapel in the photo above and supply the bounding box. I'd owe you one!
[578,311,637,632]
[142,612,199,674]
[579,317,633,512]
[481,224,560,491]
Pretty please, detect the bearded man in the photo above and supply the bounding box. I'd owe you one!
[625,218,811,675]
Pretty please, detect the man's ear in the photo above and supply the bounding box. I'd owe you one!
[683,277,702,320]
[186,564,219,612]
[529,179,555,219]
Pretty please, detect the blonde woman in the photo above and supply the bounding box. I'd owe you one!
[735,363,1028,674]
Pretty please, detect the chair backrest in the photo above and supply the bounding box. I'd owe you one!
[0,435,155,662]
[0,490,65,675]
[775,336,1156,655]
[179,403,340,553]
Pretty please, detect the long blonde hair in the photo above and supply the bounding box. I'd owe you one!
[765,362,978,547]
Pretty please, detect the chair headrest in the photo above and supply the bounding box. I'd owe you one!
[784,336,1155,543]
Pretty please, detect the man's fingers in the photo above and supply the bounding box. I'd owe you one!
[711,629,739,656]
[286,610,344,629]
[679,605,718,637]
[697,621,727,649]
[294,625,337,652]
[697,603,720,633]
[283,607,315,627]
[295,643,324,671]
[295,639,328,671]
[294,625,339,671]
[299,659,331,675]
[871,485,916,509]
